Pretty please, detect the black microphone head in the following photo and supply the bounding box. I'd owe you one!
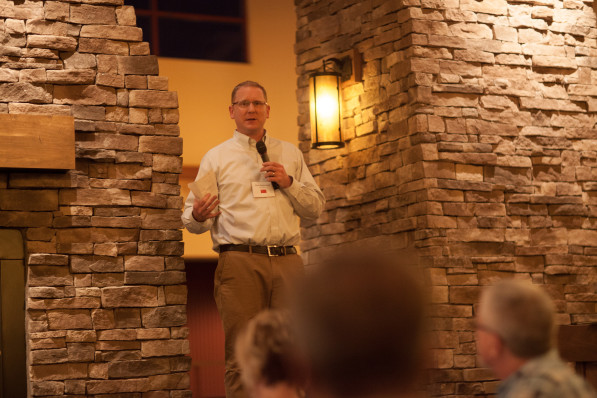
[256,140,267,155]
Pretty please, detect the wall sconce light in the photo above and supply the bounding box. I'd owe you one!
[309,50,362,150]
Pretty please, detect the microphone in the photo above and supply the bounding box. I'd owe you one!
[256,140,279,189]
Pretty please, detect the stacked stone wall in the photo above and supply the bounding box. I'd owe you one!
[0,0,189,396]
[295,0,597,395]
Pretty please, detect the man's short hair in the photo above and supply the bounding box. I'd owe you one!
[231,81,268,103]
[292,250,426,397]
[479,280,556,358]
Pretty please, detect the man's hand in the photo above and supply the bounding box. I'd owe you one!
[192,194,221,222]
[260,161,293,189]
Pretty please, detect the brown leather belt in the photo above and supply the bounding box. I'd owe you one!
[219,244,297,257]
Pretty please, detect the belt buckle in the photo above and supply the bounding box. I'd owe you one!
[267,245,284,257]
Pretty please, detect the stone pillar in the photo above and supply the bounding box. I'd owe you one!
[0,1,189,396]
[295,0,597,395]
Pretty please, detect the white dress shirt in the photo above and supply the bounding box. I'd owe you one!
[182,131,325,252]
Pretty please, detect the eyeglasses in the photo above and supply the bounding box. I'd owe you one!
[232,100,268,109]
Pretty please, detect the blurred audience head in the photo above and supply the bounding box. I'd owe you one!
[235,309,305,398]
[292,250,427,398]
[476,279,556,378]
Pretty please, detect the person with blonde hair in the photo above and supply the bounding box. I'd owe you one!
[235,310,305,398]
[476,279,597,397]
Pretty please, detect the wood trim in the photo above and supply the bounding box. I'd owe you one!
[0,114,75,170]
[558,324,597,362]
[135,9,244,24]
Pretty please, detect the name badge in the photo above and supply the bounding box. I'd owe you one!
[252,182,275,198]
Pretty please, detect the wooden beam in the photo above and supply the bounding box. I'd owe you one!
[0,114,75,170]
[558,324,597,362]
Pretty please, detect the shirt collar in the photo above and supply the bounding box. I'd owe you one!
[233,130,268,149]
[498,350,559,394]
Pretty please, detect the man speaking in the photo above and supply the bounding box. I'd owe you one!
[181,81,325,398]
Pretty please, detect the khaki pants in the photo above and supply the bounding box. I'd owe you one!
[214,250,304,398]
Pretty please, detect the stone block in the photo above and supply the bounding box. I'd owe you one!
[147,372,190,390]
[141,305,187,328]
[169,355,192,373]
[141,339,190,357]
[29,287,66,299]
[108,358,170,378]
[70,255,123,273]
[532,55,576,69]
[30,363,87,381]
[520,97,583,112]
[65,330,96,343]
[0,68,19,82]
[9,103,71,115]
[19,68,47,83]
[140,209,183,229]
[568,229,597,246]
[69,5,115,25]
[53,85,116,105]
[139,136,183,155]
[130,41,151,55]
[91,308,116,330]
[101,286,159,308]
[79,38,128,55]
[29,266,73,287]
[0,82,52,103]
[129,90,178,108]
[46,69,96,84]
[62,52,97,69]
[125,271,186,285]
[44,2,69,21]
[27,35,77,51]
[125,75,148,89]
[116,55,159,75]
[59,188,131,206]
[124,256,164,271]
[137,328,170,340]
[96,73,125,87]
[80,25,142,41]
[66,342,95,362]
[64,379,86,394]
[165,285,187,305]
[47,310,92,330]
[449,286,482,304]
[148,76,168,90]
[29,297,100,310]
[86,378,147,394]
[31,348,68,364]
[116,5,136,25]
[30,380,64,395]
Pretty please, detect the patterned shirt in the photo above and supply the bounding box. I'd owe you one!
[498,350,597,398]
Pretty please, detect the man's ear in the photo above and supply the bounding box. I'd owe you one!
[229,105,235,119]
[488,332,504,361]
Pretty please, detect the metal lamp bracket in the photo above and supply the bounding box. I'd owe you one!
[323,49,363,83]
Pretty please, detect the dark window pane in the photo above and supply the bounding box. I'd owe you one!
[125,0,151,10]
[159,19,245,62]
[136,15,152,44]
[157,0,242,17]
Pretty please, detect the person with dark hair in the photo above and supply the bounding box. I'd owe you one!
[181,81,324,398]
[235,310,305,398]
[291,250,428,398]
[476,280,597,398]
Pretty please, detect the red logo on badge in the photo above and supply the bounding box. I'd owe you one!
[261,189,267,194]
